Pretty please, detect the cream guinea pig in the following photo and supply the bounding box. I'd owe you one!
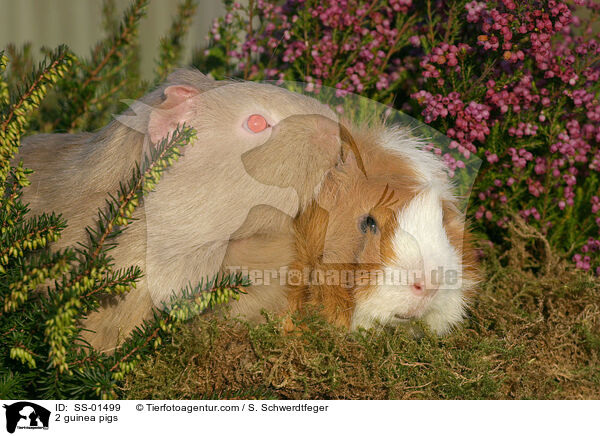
[17,69,360,352]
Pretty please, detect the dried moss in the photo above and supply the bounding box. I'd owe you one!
[123,257,599,400]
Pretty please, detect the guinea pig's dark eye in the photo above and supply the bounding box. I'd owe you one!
[359,215,378,234]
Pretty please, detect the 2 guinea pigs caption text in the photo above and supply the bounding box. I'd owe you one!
[16,69,478,352]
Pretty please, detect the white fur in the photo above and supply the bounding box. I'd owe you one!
[380,126,456,204]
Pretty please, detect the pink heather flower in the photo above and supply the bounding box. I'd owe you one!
[465,1,486,23]
[591,196,600,214]
[534,157,547,175]
[409,35,421,47]
[486,152,499,163]
[208,0,600,273]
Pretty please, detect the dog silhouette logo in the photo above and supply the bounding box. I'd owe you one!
[2,402,50,433]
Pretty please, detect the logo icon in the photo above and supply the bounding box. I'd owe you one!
[2,402,50,434]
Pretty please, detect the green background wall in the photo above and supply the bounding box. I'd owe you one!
[0,0,224,78]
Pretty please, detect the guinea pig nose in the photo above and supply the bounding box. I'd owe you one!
[410,281,439,296]
[411,282,425,296]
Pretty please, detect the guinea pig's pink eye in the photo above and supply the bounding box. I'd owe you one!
[245,114,269,133]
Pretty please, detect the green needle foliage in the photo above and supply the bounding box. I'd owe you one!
[0,0,246,400]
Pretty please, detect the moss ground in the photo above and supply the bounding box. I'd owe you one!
[123,253,600,400]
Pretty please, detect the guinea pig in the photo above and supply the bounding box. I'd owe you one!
[17,69,356,352]
[286,122,479,335]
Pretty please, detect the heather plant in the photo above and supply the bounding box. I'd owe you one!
[197,0,600,275]
[0,0,249,399]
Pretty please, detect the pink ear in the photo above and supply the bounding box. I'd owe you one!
[148,85,199,143]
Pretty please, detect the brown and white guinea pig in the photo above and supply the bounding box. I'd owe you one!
[17,69,357,352]
[287,122,479,335]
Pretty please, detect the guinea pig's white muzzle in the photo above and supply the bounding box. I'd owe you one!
[350,190,467,334]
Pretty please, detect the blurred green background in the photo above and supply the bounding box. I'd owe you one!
[0,0,224,79]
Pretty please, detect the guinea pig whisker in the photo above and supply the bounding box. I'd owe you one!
[385,198,400,209]
[374,184,391,208]
[374,184,400,210]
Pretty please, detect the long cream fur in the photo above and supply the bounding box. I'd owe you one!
[17,69,346,352]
